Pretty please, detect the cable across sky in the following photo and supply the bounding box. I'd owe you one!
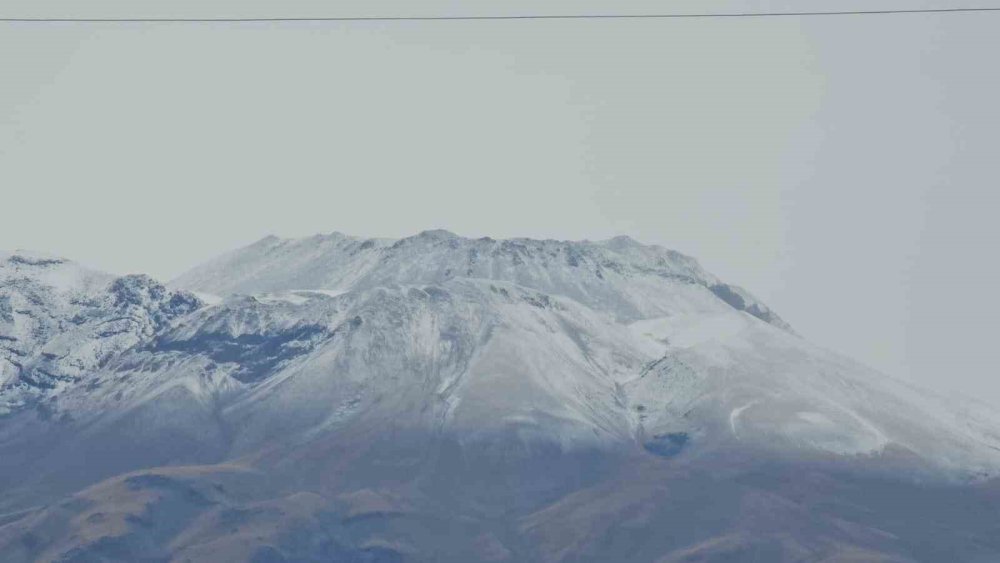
[3,6,1000,23]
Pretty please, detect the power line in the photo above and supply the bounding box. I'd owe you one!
[2,7,1000,23]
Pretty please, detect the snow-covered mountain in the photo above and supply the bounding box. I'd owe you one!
[173,230,792,331]
[0,252,200,415]
[2,233,1000,562]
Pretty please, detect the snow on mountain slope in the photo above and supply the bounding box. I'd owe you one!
[5,234,998,479]
[0,252,202,414]
[167,232,1000,473]
[172,230,792,331]
[5,234,1000,561]
[15,267,998,483]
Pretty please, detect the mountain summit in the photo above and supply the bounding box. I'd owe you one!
[172,230,792,330]
[2,234,999,562]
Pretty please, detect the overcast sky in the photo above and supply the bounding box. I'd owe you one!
[2,1,998,405]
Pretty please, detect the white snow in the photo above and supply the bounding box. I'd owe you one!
[729,401,757,439]
[630,312,750,353]
[191,291,223,305]
[5,233,1000,479]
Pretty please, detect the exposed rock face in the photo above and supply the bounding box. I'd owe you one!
[1,234,999,562]
[0,254,200,414]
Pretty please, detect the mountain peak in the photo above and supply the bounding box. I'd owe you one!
[603,234,640,247]
[4,251,67,267]
[1,250,114,296]
[5,235,1000,561]
[170,230,789,331]
[414,228,460,240]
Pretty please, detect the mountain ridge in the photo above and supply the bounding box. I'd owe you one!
[171,230,793,332]
[2,233,1000,562]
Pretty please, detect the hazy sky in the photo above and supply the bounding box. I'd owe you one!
[2,1,998,404]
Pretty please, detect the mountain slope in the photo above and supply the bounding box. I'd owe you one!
[2,234,1000,562]
[167,232,1000,473]
[0,252,200,415]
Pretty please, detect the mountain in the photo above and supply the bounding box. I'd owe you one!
[172,230,792,331]
[2,233,1000,562]
[0,252,200,415]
